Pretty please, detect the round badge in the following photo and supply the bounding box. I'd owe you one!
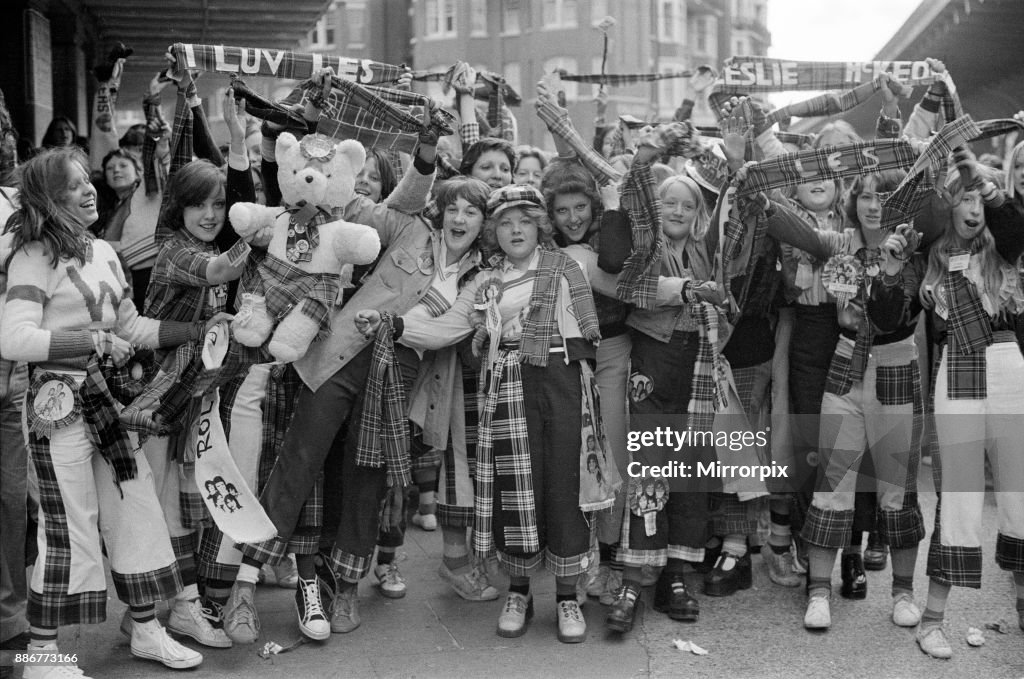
[296,240,310,253]
[33,379,74,422]
[294,224,306,235]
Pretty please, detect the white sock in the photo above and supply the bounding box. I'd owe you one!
[237,563,261,585]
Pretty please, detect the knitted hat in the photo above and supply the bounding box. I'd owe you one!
[487,184,545,217]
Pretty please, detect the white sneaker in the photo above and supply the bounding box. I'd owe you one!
[803,594,831,630]
[411,512,438,531]
[437,561,499,601]
[168,598,232,648]
[22,645,88,679]
[892,593,921,627]
[374,562,407,599]
[222,583,260,644]
[130,619,203,669]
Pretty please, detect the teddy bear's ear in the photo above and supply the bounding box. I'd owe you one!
[276,132,300,159]
[334,139,367,174]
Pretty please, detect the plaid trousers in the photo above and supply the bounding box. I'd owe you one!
[802,336,925,550]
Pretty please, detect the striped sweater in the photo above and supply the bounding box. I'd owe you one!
[1,237,182,363]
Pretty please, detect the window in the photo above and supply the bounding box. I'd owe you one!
[503,62,521,97]
[542,57,578,101]
[733,38,746,56]
[591,0,608,25]
[501,0,520,35]
[542,0,577,28]
[657,0,685,43]
[658,62,686,116]
[347,2,366,46]
[470,0,488,35]
[308,1,338,48]
[425,0,457,38]
[692,15,714,54]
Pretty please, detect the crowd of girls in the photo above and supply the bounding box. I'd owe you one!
[1,54,1023,679]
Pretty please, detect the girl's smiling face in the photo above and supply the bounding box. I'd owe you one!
[60,161,98,227]
[551,192,594,243]
[182,187,226,242]
[442,197,484,259]
[661,180,699,241]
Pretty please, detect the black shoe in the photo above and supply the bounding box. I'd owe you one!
[840,553,867,599]
[653,574,699,622]
[605,586,642,633]
[703,552,753,597]
[863,533,888,571]
[693,539,722,575]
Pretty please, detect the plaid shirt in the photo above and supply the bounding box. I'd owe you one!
[145,230,228,321]
[354,313,412,487]
[617,160,663,310]
[535,96,619,186]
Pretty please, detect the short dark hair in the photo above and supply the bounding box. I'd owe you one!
[162,160,225,232]
[844,169,906,229]
[459,137,516,177]
[365,147,398,201]
[431,176,492,230]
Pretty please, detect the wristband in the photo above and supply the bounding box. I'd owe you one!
[225,239,252,267]
[682,280,694,304]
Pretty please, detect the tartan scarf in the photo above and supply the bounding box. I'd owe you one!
[737,139,917,198]
[560,70,694,86]
[413,65,523,105]
[229,76,308,134]
[168,43,404,84]
[80,355,139,487]
[944,244,992,400]
[517,248,600,366]
[282,76,455,154]
[688,303,729,432]
[882,115,982,230]
[142,92,168,196]
[354,313,412,487]
[765,78,889,125]
[716,56,938,94]
[848,249,884,381]
[283,202,333,264]
[472,348,538,556]
[617,161,663,309]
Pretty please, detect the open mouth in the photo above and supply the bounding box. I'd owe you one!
[964,219,981,229]
[487,179,504,189]
[448,228,467,238]
[197,222,219,232]
[354,186,370,196]
[80,199,96,210]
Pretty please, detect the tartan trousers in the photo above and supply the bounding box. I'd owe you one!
[25,378,180,627]
[803,335,925,550]
[928,339,1024,588]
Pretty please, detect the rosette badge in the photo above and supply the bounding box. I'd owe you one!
[822,254,862,309]
[299,133,337,162]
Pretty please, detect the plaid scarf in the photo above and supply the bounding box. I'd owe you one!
[251,253,341,339]
[229,76,308,134]
[881,115,982,230]
[354,313,411,487]
[765,78,888,125]
[80,356,139,487]
[737,139,917,198]
[142,92,168,196]
[283,202,332,264]
[617,161,663,309]
[847,249,883,381]
[518,249,600,366]
[413,65,523,105]
[560,70,694,86]
[280,77,455,154]
[472,348,538,556]
[688,303,729,431]
[944,245,992,400]
[716,56,938,94]
[169,43,404,84]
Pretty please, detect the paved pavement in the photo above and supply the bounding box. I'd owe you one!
[20,462,1024,678]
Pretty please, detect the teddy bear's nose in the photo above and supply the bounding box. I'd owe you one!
[305,175,314,184]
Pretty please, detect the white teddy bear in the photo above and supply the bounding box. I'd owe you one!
[229,132,381,363]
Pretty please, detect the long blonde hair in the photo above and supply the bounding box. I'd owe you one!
[658,175,710,242]
[1006,140,1024,206]
[920,164,1009,313]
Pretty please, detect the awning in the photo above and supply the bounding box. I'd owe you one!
[81,0,331,71]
